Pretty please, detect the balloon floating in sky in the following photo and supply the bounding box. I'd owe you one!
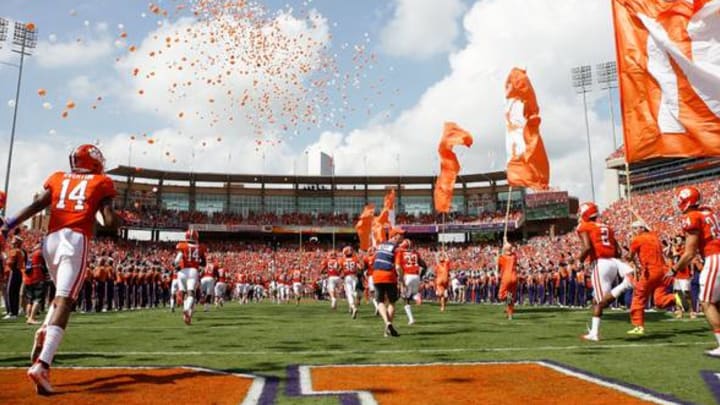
[7,100,15,108]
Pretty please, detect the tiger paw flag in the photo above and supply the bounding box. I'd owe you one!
[504,68,550,190]
[434,122,474,213]
[613,0,720,163]
[355,203,375,251]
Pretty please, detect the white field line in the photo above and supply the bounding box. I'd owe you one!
[0,341,709,357]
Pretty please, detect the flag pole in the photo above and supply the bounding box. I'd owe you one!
[502,186,513,244]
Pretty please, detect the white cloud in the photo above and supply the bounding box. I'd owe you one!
[380,0,466,59]
[310,0,619,203]
[2,0,623,214]
[34,38,114,69]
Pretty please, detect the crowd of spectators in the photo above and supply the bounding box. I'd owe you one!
[119,207,524,229]
[3,178,714,318]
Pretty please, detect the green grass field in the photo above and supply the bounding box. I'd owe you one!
[0,301,717,404]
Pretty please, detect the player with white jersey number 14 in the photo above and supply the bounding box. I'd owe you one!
[1,144,118,396]
[174,229,207,325]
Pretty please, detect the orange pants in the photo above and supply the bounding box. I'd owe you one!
[499,281,517,315]
[630,271,675,326]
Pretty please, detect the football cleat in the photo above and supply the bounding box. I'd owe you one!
[387,324,399,337]
[581,330,599,342]
[705,347,720,358]
[27,362,54,395]
[183,310,192,325]
[30,326,46,364]
[351,308,358,319]
[674,293,685,311]
[626,326,645,336]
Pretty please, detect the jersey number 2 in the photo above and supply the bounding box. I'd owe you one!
[56,179,88,211]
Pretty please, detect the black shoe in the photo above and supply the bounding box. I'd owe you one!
[387,323,399,337]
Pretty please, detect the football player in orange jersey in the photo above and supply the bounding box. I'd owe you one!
[670,186,720,357]
[291,264,303,306]
[435,251,451,312]
[340,246,362,319]
[396,239,423,325]
[497,242,519,320]
[174,229,207,325]
[626,221,676,336]
[1,144,117,395]
[322,250,341,310]
[214,263,228,309]
[200,255,218,312]
[576,202,633,342]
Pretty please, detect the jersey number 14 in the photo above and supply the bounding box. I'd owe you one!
[56,179,88,211]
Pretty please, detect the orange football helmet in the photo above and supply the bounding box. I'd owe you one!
[70,144,106,174]
[675,186,700,213]
[342,246,353,256]
[578,202,599,222]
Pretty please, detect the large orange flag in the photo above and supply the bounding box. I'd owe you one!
[504,68,550,190]
[384,188,396,226]
[355,203,375,251]
[613,0,720,163]
[372,208,390,245]
[434,122,473,213]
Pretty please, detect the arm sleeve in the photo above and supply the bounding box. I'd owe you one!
[174,252,183,267]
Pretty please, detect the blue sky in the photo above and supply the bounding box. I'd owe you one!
[0,0,459,150]
[0,0,622,211]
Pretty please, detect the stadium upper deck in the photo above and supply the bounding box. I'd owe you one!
[101,166,578,240]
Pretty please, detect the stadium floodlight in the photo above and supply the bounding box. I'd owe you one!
[596,61,619,150]
[571,65,596,203]
[1,18,38,216]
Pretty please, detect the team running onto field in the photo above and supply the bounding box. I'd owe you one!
[3,145,720,396]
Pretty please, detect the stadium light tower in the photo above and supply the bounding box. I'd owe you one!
[1,19,38,216]
[596,61,619,150]
[571,65,596,202]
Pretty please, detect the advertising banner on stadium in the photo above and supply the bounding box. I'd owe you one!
[613,0,720,163]
[190,224,271,233]
[272,226,356,235]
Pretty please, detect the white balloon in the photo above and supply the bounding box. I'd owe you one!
[84,20,90,27]
[42,102,53,110]
[117,23,125,30]
[48,129,57,136]
[48,34,57,43]
[7,99,15,108]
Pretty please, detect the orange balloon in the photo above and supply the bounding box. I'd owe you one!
[25,23,36,32]
[37,88,47,97]
[61,111,68,118]
[66,101,76,109]
[147,139,155,145]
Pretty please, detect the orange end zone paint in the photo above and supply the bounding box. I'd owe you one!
[0,367,258,405]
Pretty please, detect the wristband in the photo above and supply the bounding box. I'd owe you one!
[4,216,17,230]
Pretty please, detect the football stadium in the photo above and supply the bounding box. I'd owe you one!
[1,1,720,404]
